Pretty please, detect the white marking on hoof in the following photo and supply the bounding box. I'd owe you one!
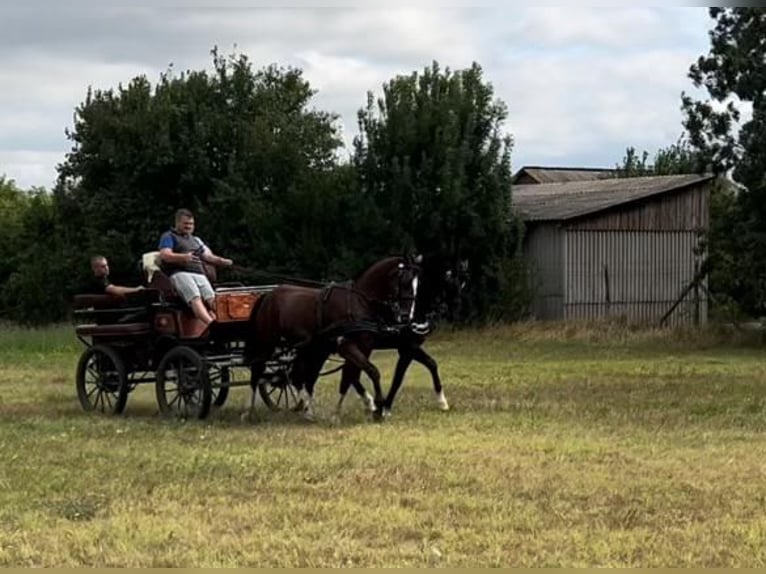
[382,407,392,418]
[301,392,316,421]
[436,391,450,411]
[361,392,376,412]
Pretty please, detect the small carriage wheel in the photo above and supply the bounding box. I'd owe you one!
[210,366,230,408]
[258,369,301,412]
[75,345,129,415]
[155,346,212,420]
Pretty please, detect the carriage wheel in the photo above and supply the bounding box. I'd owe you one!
[210,366,230,408]
[258,369,301,412]
[75,345,129,415]
[155,346,212,420]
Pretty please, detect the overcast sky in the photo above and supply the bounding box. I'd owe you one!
[0,2,716,190]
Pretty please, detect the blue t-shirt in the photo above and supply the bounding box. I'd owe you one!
[158,229,209,275]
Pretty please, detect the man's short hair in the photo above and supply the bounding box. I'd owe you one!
[175,208,194,222]
[90,254,107,266]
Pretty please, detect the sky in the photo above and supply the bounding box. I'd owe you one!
[0,2,717,190]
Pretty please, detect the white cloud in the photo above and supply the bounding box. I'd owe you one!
[0,151,63,189]
[513,7,668,49]
[0,5,723,188]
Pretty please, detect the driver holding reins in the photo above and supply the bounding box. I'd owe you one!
[158,208,233,328]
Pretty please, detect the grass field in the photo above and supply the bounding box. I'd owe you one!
[2,320,766,566]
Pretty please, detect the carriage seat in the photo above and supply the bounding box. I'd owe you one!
[140,251,218,305]
[73,290,160,326]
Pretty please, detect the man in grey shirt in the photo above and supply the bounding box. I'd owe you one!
[158,208,233,327]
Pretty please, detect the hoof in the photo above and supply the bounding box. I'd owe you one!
[361,393,376,412]
[436,392,450,411]
[371,408,390,422]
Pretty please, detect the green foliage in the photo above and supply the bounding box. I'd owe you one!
[616,137,705,177]
[0,189,71,325]
[353,61,526,322]
[681,8,766,317]
[50,47,349,300]
[1,53,530,324]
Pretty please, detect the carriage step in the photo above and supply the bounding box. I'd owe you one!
[75,322,152,337]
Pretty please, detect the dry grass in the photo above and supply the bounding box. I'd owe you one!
[2,320,766,566]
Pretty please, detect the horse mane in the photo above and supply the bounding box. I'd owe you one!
[351,255,405,283]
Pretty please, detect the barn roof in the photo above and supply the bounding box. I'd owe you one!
[512,173,714,222]
[512,166,617,184]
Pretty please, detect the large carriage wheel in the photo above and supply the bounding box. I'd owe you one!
[75,345,129,415]
[258,367,301,412]
[155,346,212,420]
[209,366,230,408]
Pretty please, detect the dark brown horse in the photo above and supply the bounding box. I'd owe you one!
[334,260,469,418]
[243,256,420,420]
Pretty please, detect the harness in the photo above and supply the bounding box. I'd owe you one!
[314,281,387,344]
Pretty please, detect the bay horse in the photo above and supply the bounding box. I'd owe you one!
[334,260,469,418]
[242,255,420,420]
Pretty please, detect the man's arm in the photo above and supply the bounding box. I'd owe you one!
[105,284,145,297]
[159,247,197,266]
[196,239,233,267]
[158,233,197,266]
[201,249,233,267]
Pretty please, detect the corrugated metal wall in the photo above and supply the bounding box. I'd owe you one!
[563,230,706,326]
[524,225,564,320]
[523,182,710,325]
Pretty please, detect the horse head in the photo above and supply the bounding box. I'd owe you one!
[353,255,422,324]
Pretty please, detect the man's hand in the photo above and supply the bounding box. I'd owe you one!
[221,258,233,267]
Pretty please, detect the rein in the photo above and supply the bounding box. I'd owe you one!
[228,264,327,289]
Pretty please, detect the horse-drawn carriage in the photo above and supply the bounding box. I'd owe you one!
[72,254,456,421]
[72,255,300,420]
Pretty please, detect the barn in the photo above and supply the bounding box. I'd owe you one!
[511,167,715,326]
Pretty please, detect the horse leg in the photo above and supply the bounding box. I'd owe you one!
[337,340,384,420]
[382,348,414,416]
[410,346,449,411]
[294,348,328,421]
[353,377,376,413]
[337,361,374,419]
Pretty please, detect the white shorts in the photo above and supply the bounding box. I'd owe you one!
[170,272,215,304]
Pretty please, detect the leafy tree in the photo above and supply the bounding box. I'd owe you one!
[616,137,704,177]
[52,47,347,302]
[353,61,526,322]
[0,176,30,287]
[681,8,766,316]
[0,187,69,325]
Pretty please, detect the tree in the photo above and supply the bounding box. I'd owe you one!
[353,61,526,322]
[52,47,347,307]
[616,136,704,177]
[0,183,68,325]
[681,8,766,316]
[0,176,29,287]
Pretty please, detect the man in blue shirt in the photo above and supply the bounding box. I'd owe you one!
[158,208,233,327]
